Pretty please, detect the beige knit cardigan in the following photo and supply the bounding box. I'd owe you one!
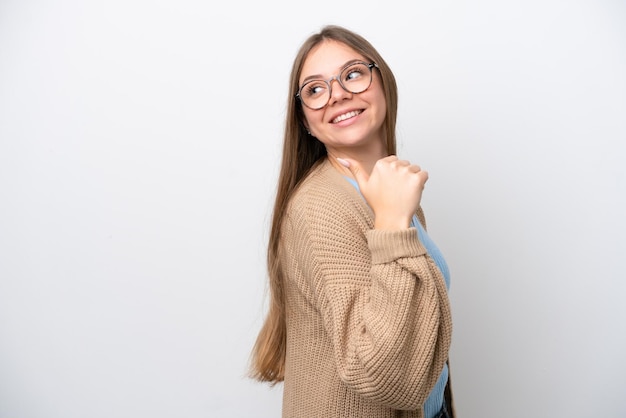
[279,159,453,418]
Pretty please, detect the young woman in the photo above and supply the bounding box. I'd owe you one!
[250,25,454,418]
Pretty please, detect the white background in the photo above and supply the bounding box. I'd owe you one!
[1,1,625,417]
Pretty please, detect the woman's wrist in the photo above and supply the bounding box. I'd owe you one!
[373,215,412,231]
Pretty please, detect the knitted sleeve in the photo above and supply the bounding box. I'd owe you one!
[282,185,452,411]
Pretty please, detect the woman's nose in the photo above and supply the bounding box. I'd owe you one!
[327,78,351,106]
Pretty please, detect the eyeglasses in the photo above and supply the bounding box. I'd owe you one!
[296,61,378,110]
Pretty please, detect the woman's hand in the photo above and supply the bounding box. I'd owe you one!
[338,156,428,230]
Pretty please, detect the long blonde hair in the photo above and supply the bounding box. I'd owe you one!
[249,24,399,383]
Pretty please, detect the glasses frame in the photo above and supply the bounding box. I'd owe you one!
[296,61,379,110]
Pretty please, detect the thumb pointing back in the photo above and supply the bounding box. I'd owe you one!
[337,157,369,187]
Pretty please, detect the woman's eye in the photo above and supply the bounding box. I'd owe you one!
[304,82,326,97]
[344,67,364,82]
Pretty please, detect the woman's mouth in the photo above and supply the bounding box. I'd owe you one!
[331,110,363,124]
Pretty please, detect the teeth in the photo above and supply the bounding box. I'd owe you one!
[332,110,361,123]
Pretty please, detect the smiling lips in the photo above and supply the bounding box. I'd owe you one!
[331,110,363,124]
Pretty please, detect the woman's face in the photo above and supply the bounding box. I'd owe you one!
[299,40,387,157]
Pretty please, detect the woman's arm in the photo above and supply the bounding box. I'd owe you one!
[282,191,452,410]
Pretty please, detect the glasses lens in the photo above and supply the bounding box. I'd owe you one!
[340,63,372,94]
[300,80,329,110]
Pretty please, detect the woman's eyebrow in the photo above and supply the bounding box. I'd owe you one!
[300,59,365,85]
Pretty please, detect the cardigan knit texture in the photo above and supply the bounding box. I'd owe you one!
[279,159,453,418]
[347,176,450,418]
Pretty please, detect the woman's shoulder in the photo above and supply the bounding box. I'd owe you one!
[288,159,370,223]
[293,160,357,206]
[283,159,373,250]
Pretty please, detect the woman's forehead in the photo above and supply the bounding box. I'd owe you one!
[300,40,365,81]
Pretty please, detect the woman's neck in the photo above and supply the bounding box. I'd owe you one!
[326,145,387,179]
